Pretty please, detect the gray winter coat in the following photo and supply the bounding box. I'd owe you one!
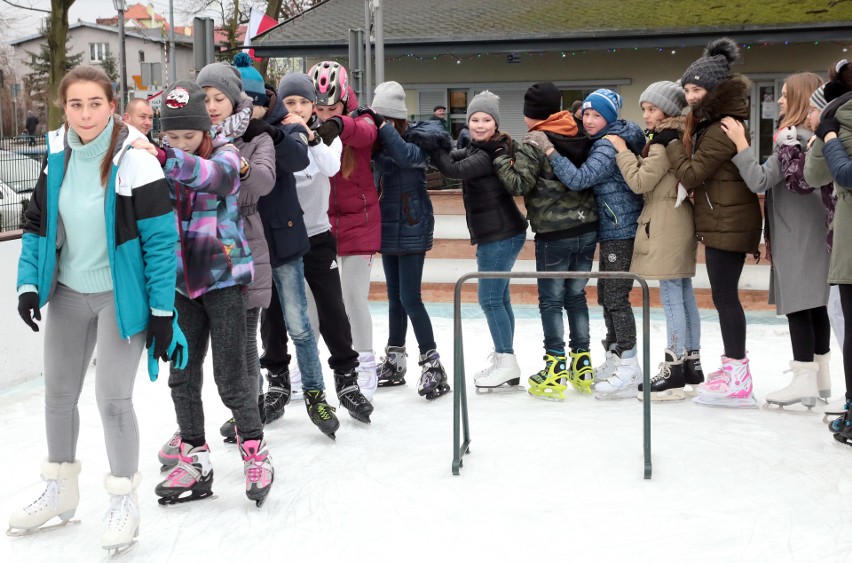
[234,132,276,309]
[806,93,852,285]
[732,128,828,315]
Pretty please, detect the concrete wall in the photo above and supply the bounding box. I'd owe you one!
[0,238,44,389]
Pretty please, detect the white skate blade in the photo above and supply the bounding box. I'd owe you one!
[106,539,138,559]
[475,383,525,393]
[7,518,81,537]
[692,395,758,408]
[637,387,686,402]
[594,384,640,401]
[683,384,700,397]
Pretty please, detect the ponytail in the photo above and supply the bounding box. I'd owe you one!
[99,117,123,188]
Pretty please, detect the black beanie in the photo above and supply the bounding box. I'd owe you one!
[524,82,562,120]
[160,81,211,132]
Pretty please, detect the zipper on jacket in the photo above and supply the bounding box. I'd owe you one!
[175,183,193,295]
[604,202,619,226]
[105,167,124,336]
[704,191,714,210]
[360,193,368,225]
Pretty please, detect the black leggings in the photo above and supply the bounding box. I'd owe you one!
[786,307,831,362]
[705,247,747,359]
[838,285,852,400]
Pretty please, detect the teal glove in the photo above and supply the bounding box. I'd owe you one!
[147,310,189,381]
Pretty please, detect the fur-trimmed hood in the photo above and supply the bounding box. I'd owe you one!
[655,116,686,134]
[690,74,751,121]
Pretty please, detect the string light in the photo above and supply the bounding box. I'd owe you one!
[383,41,836,63]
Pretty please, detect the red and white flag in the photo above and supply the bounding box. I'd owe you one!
[244,7,279,61]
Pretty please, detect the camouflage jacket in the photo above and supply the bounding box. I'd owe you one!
[494,141,598,237]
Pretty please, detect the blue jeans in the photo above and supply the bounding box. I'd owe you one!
[535,230,597,353]
[659,278,701,357]
[271,258,325,391]
[382,253,436,355]
[477,232,526,353]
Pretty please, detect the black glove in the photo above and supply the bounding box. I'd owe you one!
[17,292,41,332]
[317,116,343,145]
[476,139,511,159]
[815,117,841,141]
[146,315,174,361]
[355,106,385,129]
[242,118,282,144]
[649,129,679,147]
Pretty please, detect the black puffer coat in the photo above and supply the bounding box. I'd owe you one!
[430,133,527,245]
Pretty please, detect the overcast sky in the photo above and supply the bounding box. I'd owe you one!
[2,0,218,42]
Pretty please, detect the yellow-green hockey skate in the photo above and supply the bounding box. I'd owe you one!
[568,349,595,395]
[527,353,568,401]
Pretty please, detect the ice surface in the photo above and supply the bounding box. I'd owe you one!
[2,303,852,562]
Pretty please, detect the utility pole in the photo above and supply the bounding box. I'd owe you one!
[374,0,384,84]
[113,0,128,113]
[169,0,176,83]
[364,0,371,104]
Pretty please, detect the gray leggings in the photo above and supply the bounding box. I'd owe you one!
[44,284,145,478]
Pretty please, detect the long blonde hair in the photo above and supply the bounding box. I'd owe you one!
[779,72,823,130]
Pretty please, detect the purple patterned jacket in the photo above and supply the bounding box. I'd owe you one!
[163,143,254,299]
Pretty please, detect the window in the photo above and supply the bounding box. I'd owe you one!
[138,50,145,63]
[447,89,468,138]
[89,42,109,62]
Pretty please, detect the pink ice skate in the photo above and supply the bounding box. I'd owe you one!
[693,356,757,408]
[239,438,274,508]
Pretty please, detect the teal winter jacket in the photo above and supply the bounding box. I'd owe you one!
[17,122,178,339]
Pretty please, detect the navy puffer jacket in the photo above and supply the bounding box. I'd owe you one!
[374,120,451,254]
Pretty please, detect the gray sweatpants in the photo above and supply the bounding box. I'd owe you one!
[44,284,145,478]
[338,254,374,353]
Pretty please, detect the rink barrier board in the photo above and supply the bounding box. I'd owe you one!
[451,271,652,479]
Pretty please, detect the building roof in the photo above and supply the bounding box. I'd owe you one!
[96,2,171,30]
[252,0,852,56]
[7,21,193,47]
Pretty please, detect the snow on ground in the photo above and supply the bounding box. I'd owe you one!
[2,302,852,562]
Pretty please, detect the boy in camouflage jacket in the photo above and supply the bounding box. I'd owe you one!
[492,81,598,400]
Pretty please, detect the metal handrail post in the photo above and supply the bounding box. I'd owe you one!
[451,271,652,479]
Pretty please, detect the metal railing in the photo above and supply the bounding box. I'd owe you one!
[0,137,44,233]
[451,271,653,479]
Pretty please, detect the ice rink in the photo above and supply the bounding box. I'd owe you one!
[2,303,852,562]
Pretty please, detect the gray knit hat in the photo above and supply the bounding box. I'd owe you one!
[681,37,739,92]
[810,84,828,112]
[196,62,243,108]
[160,81,211,132]
[467,90,500,128]
[371,81,407,119]
[639,81,687,117]
[278,72,317,103]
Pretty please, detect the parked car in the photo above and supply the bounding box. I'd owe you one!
[0,149,41,195]
[0,179,27,231]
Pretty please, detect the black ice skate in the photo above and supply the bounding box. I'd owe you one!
[829,401,852,447]
[305,390,340,440]
[378,345,407,387]
[638,349,686,402]
[264,369,291,424]
[219,417,237,444]
[334,368,374,423]
[417,349,451,401]
[683,349,704,396]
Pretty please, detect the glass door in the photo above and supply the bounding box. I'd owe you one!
[750,81,780,163]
